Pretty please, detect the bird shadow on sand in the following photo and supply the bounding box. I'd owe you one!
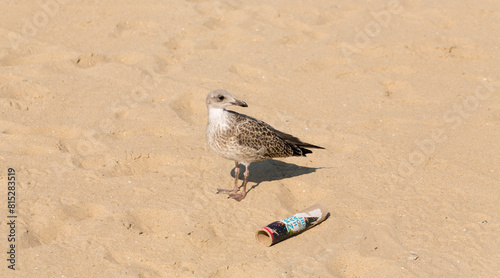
[229,159,324,195]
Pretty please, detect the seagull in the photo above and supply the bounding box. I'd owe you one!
[206,89,324,201]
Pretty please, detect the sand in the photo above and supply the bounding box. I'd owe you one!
[0,0,499,277]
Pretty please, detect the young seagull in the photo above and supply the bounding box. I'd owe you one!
[206,89,324,201]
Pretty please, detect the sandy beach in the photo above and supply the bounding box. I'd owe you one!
[1,0,499,277]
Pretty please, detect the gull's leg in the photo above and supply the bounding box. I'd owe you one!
[229,163,249,201]
[217,161,240,194]
[233,161,240,189]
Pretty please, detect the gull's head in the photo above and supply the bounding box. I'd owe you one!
[206,89,248,110]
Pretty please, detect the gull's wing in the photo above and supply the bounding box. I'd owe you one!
[227,110,323,158]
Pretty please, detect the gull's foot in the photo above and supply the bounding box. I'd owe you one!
[228,191,246,202]
[216,188,238,194]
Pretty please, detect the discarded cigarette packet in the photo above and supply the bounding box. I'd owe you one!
[256,204,329,246]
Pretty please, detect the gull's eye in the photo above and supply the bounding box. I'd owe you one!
[218,95,225,101]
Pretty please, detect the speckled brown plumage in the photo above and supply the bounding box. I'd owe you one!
[206,89,324,201]
[228,110,321,160]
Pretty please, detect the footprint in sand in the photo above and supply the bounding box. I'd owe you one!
[110,20,160,38]
[122,208,193,236]
[19,198,108,248]
[0,80,53,111]
[74,53,109,68]
[381,80,431,104]
[0,80,51,100]
[0,43,76,66]
[0,97,29,111]
[162,36,196,67]
[121,208,218,249]
[168,93,199,124]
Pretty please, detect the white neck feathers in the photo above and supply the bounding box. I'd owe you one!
[208,107,230,129]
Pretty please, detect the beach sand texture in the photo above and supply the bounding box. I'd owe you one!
[0,0,499,277]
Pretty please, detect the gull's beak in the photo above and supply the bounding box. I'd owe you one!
[232,99,248,107]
